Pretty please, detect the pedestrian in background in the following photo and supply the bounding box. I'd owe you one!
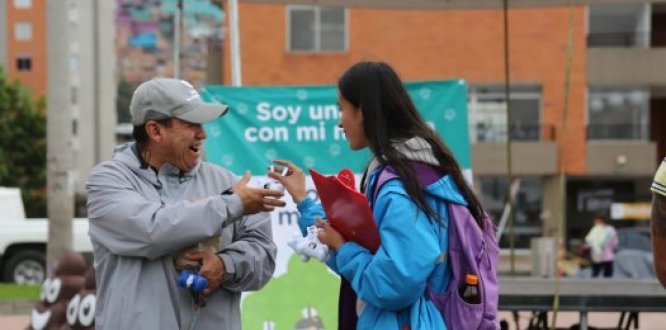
[585,212,618,278]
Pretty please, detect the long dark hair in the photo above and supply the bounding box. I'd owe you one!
[337,61,486,228]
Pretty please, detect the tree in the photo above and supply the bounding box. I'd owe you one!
[116,79,136,124]
[0,65,47,217]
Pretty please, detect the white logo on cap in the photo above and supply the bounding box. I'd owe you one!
[180,80,201,102]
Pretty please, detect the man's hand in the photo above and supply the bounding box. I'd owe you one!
[232,171,286,214]
[315,218,346,251]
[268,159,307,204]
[185,251,226,296]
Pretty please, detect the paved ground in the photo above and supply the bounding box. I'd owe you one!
[2,315,29,330]
[3,312,666,329]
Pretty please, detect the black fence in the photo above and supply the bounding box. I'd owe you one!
[586,123,650,140]
[474,123,556,142]
[587,32,651,48]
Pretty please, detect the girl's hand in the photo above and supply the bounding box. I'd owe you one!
[268,159,307,203]
[315,218,346,251]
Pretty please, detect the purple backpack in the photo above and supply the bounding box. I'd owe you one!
[373,164,500,330]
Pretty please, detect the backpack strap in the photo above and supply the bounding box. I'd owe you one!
[371,162,450,267]
[371,166,400,205]
[371,162,443,205]
[373,163,453,325]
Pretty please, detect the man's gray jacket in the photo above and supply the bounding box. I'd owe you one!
[86,143,276,329]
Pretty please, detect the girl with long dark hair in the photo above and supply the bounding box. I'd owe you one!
[271,61,487,329]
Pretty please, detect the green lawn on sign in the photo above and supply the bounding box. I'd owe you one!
[0,283,40,301]
[242,254,340,329]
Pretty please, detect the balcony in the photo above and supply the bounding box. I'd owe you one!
[585,122,655,176]
[586,3,666,86]
[471,124,558,176]
[587,48,666,86]
[586,140,657,176]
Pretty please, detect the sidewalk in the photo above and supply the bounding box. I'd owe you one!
[1,315,29,330]
[0,299,31,330]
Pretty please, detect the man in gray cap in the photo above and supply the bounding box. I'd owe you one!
[86,78,284,329]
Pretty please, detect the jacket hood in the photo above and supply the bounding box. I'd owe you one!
[366,137,439,175]
[425,175,468,206]
[396,137,467,206]
[112,142,201,188]
[364,137,439,190]
[367,136,468,206]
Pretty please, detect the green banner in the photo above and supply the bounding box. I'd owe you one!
[200,80,470,329]
[201,80,470,175]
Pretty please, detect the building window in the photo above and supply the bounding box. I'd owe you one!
[478,176,544,249]
[14,0,31,9]
[15,22,32,41]
[287,6,346,52]
[587,4,651,48]
[468,85,547,143]
[16,56,32,71]
[587,88,649,140]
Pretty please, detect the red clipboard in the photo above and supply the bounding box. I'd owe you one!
[309,169,380,253]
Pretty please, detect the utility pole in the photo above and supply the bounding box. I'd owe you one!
[207,0,225,85]
[229,0,242,86]
[502,0,517,275]
[46,0,74,271]
[174,0,182,78]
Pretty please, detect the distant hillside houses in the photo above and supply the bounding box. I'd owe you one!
[115,0,224,87]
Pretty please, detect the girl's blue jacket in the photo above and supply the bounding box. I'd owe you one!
[296,168,468,330]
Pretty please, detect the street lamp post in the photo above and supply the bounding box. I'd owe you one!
[46,0,74,270]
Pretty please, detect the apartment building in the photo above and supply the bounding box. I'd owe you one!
[0,0,116,199]
[0,0,47,96]
[221,2,666,250]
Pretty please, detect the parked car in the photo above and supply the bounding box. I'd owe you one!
[0,187,91,284]
[616,226,652,252]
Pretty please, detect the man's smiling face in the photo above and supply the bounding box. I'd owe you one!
[159,118,207,172]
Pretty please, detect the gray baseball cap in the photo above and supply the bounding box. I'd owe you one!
[130,78,228,126]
